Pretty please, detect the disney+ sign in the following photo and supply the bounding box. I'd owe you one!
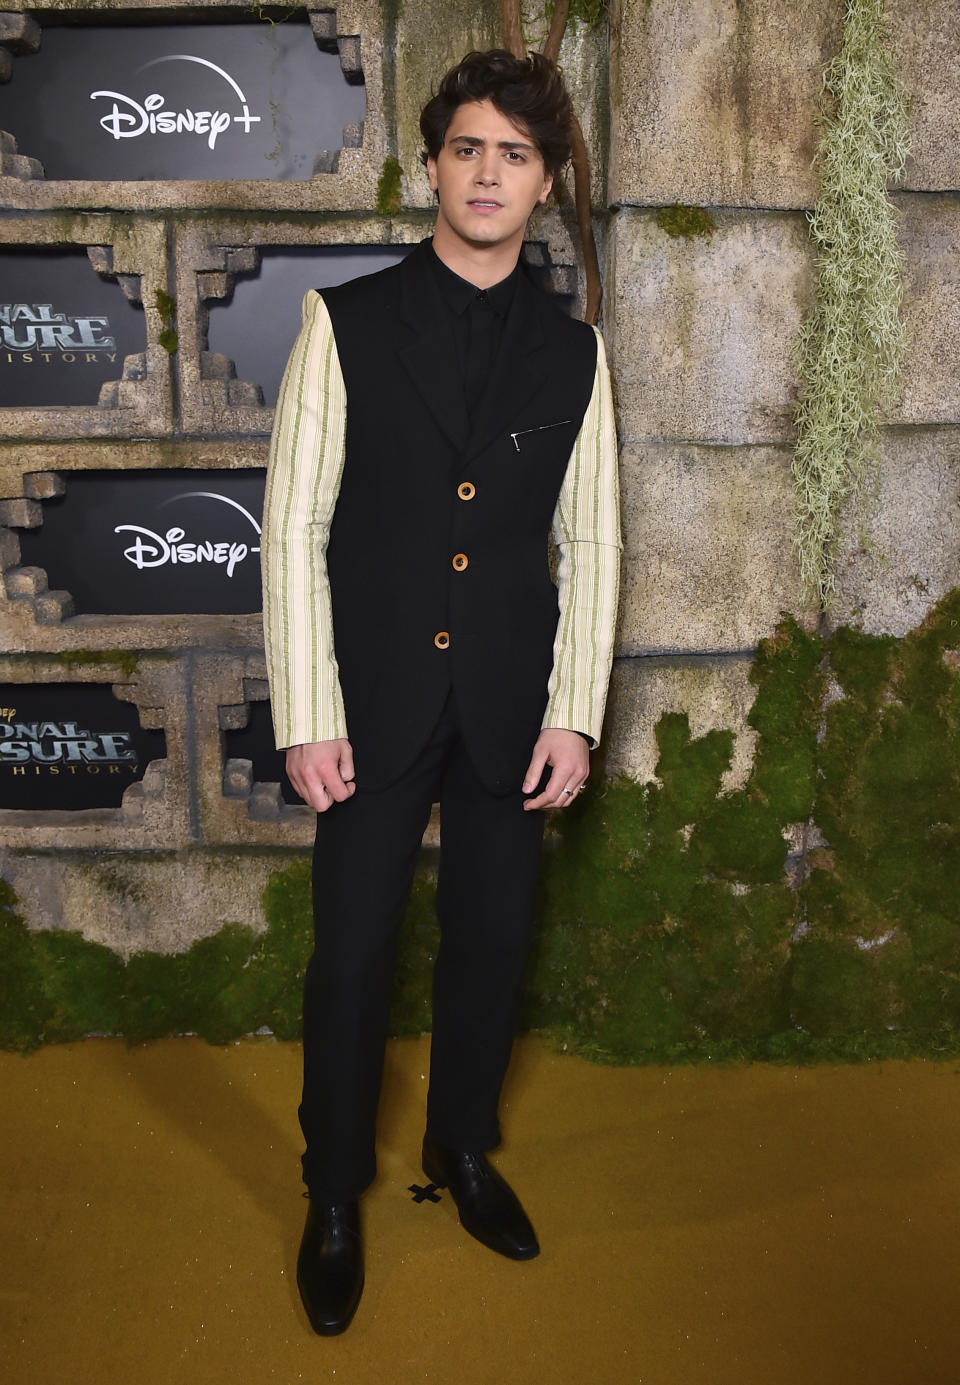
[0,16,366,181]
[16,471,266,616]
[0,684,166,812]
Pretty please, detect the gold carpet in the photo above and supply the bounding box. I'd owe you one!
[3,1034,960,1385]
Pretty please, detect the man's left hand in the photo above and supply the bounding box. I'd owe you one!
[521,729,590,811]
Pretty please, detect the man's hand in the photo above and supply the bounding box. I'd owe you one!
[521,729,590,811]
[286,739,356,812]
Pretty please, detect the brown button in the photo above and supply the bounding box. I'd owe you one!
[452,553,469,571]
[434,630,450,649]
[457,481,476,500]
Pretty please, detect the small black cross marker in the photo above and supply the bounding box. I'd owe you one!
[408,1181,442,1204]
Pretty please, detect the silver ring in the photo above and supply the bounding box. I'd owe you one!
[562,787,573,795]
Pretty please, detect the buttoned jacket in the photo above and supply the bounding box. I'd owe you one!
[262,239,621,794]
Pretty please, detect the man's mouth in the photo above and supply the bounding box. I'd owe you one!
[468,199,502,211]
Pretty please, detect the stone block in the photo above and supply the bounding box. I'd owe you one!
[2,847,283,955]
[888,0,960,192]
[887,196,960,426]
[0,215,173,440]
[829,426,960,638]
[608,209,814,445]
[616,441,815,655]
[0,653,192,851]
[609,0,842,211]
[603,651,758,793]
[192,650,315,848]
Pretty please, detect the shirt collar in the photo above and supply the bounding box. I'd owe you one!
[428,241,519,318]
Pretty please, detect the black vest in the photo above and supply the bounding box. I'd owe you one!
[321,239,598,794]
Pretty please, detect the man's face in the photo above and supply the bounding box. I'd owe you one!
[426,99,553,252]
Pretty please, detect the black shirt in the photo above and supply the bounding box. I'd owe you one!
[428,243,519,425]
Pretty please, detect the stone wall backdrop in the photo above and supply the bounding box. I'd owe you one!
[1,0,958,1061]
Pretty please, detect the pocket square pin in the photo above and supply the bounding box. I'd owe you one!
[510,419,574,452]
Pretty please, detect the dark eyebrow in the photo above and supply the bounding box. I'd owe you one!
[448,135,536,153]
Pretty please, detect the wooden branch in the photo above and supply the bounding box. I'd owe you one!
[570,111,602,324]
[542,0,570,65]
[498,0,601,323]
[501,0,525,58]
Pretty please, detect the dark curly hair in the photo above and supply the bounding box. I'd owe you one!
[419,49,573,181]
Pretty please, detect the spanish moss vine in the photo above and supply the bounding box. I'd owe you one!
[792,0,910,607]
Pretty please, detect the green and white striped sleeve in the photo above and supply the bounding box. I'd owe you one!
[261,289,348,749]
[541,326,622,746]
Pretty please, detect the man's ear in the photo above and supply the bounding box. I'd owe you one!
[537,172,554,205]
[426,155,439,193]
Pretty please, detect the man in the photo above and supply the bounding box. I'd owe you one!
[262,48,620,1335]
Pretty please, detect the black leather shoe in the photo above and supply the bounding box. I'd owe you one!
[421,1132,539,1260]
[296,1198,364,1335]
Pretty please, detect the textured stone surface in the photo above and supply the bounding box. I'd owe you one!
[887,196,960,426]
[0,654,192,850]
[0,216,173,439]
[608,209,814,445]
[616,441,816,655]
[609,0,842,211]
[888,0,960,192]
[829,427,960,638]
[603,652,759,793]
[193,650,314,848]
[2,847,285,954]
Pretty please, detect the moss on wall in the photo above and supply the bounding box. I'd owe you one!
[655,204,717,242]
[375,156,404,217]
[3,595,960,1061]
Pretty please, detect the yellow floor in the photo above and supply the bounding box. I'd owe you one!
[4,1035,960,1385]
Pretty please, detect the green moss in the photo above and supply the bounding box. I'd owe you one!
[2,595,960,1064]
[154,290,178,356]
[375,156,404,217]
[656,204,717,242]
[53,649,140,679]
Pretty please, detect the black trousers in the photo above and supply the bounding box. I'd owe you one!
[299,693,547,1200]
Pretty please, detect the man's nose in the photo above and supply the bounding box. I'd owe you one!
[474,153,500,184]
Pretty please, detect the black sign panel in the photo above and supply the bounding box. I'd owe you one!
[0,684,166,811]
[16,470,266,616]
[0,249,144,408]
[207,246,411,406]
[224,698,305,807]
[0,17,366,181]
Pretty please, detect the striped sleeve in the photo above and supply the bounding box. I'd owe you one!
[541,326,622,746]
[261,289,348,749]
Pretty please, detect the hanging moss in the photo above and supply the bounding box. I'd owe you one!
[375,156,404,217]
[655,204,717,242]
[791,0,910,606]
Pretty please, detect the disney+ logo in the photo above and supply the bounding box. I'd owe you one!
[91,54,261,152]
[116,489,261,581]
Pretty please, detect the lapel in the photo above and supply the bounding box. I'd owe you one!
[395,240,552,461]
[396,241,470,454]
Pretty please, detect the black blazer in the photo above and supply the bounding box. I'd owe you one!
[320,239,598,794]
